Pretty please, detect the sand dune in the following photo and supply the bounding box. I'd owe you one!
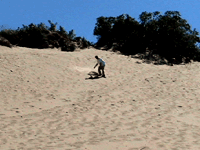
[0,45,200,150]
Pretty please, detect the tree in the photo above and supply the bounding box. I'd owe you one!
[59,26,68,35]
[68,29,76,40]
[155,11,199,62]
[94,16,114,47]
[48,20,57,32]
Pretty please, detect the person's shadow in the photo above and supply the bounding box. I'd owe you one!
[85,76,102,80]
[85,71,103,80]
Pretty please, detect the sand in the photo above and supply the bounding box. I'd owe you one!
[0,45,200,150]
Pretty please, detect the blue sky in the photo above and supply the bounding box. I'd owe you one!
[0,0,199,42]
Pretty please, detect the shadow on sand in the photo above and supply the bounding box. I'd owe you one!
[85,76,102,80]
[85,71,106,80]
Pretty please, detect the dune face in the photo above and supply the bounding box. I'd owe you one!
[0,45,200,150]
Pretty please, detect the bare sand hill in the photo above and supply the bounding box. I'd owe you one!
[0,45,200,150]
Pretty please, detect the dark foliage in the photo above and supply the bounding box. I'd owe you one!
[0,21,91,51]
[94,11,200,65]
[61,43,76,52]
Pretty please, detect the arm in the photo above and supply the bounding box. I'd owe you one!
[94,63,98,68]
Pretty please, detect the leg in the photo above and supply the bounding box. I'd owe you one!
[101,66,105,77]
[102,68,105,76]
[98,66,101,76]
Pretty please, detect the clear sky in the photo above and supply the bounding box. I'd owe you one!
[0,0,199,43]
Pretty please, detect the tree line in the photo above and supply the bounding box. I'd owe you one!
[0,20,91,51]
[94,11,200,64]
[0,11,200,65]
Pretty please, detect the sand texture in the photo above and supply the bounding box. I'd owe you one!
[0,45,200,150]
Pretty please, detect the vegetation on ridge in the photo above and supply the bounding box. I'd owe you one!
[94,11,200,65]
[1,11,200,65]
[0,20,92,51]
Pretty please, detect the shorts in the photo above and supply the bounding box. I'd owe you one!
[99,65,105,69]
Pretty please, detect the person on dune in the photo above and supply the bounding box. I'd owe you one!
[94,55,106,77]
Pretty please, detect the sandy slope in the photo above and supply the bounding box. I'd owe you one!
[0,45,200,150]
